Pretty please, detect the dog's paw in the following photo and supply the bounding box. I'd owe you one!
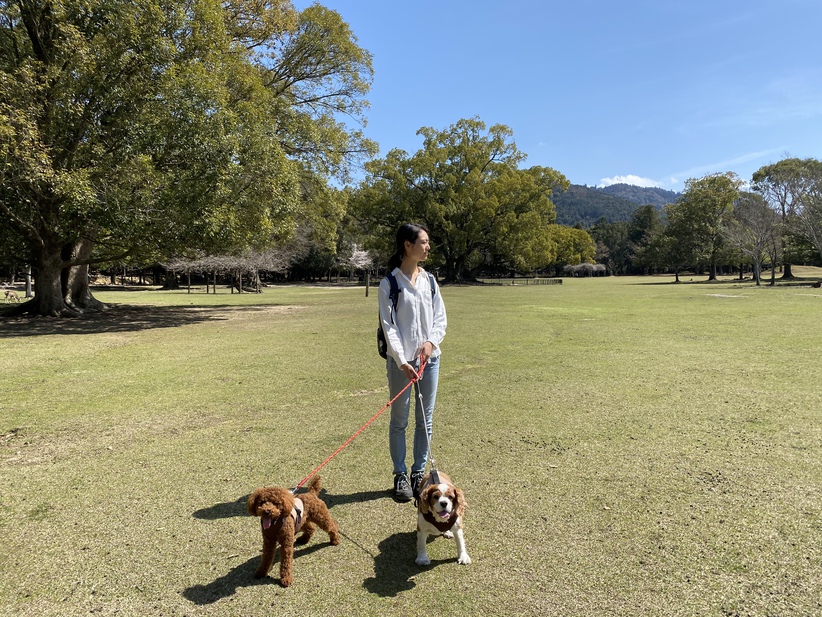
[280,574,292,587]
[442,530,454,539]
[457,553,472,565]
[415,555,431,566]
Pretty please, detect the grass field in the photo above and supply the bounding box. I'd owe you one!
[1,271,821,616]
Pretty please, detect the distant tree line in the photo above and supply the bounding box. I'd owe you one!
[588,160,822,285]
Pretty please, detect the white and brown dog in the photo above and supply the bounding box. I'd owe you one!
[4,289,20,303]
[415,470,471,566]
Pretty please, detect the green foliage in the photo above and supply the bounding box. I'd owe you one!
[752,157,822,265]
[549,225,596,266]
[351,117,569,279]
[598,183,680,207]
[552,184,639,226]
[0,0,374,314]
[587,206,664,275]
[722,191,781,284]
[662,172,742,279]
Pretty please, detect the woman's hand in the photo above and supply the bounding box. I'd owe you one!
[400,363,419,382]
[418,341,434,363]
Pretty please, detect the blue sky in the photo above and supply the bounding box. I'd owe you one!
[294,0,822,192]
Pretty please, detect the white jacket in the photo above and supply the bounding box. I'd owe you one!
[378,267,447,368]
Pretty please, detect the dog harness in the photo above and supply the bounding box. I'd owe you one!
[263,498,304,534]
[292,498,304,532]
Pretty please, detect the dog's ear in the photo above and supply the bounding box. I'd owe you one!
[247,490,260,516]
[418,485,434,514]
[452,486,466,519]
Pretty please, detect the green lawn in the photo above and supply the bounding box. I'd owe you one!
[1,272,821,616]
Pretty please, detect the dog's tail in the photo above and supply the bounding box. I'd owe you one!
[305,475,322,495]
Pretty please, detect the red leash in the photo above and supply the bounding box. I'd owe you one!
[292,360,427,492]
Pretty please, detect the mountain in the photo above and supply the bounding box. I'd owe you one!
[598,183,680,207]
[552,183,681,227]
[552,185,639,227]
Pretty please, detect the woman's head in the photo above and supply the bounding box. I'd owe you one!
[388,223,430,271]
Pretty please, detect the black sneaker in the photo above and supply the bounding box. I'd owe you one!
[393,473,413,502]
[410,470,425,499]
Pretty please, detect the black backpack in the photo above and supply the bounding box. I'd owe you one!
[377,271,436,359]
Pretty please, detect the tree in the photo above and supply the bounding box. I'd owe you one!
[722,192,781,286]
[0,0,374,316]
[351,117,568,281]
[549,225,596,272]
[626,204,664,274]
[751,157,818,279]
[771,158,822,265]
[670,173,742,280]
[588,218,629,274]
[656,202,701,282]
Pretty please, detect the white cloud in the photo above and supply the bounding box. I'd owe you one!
[597,175,663,189]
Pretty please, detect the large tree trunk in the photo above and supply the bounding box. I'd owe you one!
[708,262,717,281]
[63,239,106,312]
[782,263,794,279]
[14,239,106,317]
[163,270,180,289]
[30,247,73,316]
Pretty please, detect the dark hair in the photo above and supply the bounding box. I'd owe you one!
[387,223,428,272]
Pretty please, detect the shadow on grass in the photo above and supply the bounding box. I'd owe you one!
[193,495,250,520]
[629,276,821,287]
[323,489,390,508]
[181,556,275,604]
[192,489,388,521]
[187,492,438,601]
[0,304,273,337]
[362,531,451,597]
[183,542,341,604]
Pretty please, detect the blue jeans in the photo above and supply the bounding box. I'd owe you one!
[387,356,440,476]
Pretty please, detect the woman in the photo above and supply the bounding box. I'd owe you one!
[379,223,447,502]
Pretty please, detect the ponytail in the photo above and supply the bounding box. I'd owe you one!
[387,251,403,273]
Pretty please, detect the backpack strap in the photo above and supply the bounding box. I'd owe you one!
[387,272,401,324]
[427,273,436,299]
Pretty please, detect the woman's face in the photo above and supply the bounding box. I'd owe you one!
[405,230,430,263]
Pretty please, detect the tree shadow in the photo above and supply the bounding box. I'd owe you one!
[362,531,450,597]
[0,304,285,337]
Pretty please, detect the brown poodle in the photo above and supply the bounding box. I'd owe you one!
[247,475,340,587]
